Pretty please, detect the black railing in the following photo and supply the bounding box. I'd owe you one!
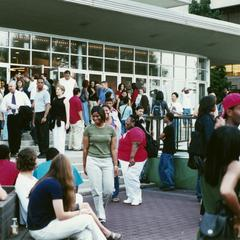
[145,116,197,151]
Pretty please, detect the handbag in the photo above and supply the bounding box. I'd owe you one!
[199,202,235,240]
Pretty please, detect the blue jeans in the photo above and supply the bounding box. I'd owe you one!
[183,108,192,126]
[121,120,126,135]
[82,101,90,125]
[159,153,175,187]
[112,176,119,198]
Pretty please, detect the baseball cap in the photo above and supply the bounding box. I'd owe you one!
[222,93,240,114]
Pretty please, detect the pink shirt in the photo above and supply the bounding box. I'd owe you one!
[0,160,19,185]
[118,127,147,162]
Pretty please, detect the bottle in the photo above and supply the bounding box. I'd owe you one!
[11,218,19,235]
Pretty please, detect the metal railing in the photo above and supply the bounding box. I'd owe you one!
[145,116,197,151]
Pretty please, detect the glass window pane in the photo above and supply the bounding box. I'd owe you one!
[11,33,30,49]
[198,69,207,81]
[105,45,119,59]
[135,49,148,62]
[88,57,103,71]
[174,81,185,94]
[0,48,9,63]
[199,58,207,69]
[162,66,173,78]
[105,60,118,73]
[175,54,185,67]
[71,56,86,69]
[0,31,9,47]
[162,52,173,65]
[88,43,103,57]
[187,68,197,81]
[121,77,132,91]
[32,51,50,66]
[11,49,30,64]
[71,41,87,55]
[149,64,160,76]
[150,79,161,92]
[106,75,117,93]
[32,35,50,51]
[149,51,160,64]
[174,67,185,80]
[52,38,69,53]
[187,56,197,68]
[135,63,148,75]
[136,78,146,92]
[120,48,133,60]
[120,61,133,74]
[52,53,69,68]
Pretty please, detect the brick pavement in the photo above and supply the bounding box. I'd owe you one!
[86,188,200,240]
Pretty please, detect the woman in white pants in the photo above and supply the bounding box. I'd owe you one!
[118,116,147,206]
[83,106,119,223]
[28,154,121,240]
[50,85,70,154]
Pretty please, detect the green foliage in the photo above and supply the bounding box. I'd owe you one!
[189,0,222,20]
[210,66,230,102]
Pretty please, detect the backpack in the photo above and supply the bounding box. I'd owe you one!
[145,132,159,158]
[187,131,204,170]
[152,103,163,117]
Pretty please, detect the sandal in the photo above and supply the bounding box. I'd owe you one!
[107,232,122,240]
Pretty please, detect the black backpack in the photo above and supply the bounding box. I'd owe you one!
[187,131,204,170]
[145,132,159,158]
[152,103,163,117]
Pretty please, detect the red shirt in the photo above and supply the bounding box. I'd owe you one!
[69,96,83,124]
[118,127,147,162]
[0,160,19,185]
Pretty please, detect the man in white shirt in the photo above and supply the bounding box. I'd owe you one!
[59,70,78,100]
[0,81,31,156]
[33,78,51,158]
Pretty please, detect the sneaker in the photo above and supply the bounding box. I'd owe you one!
[107,232,122,240]
[131,200,142,206]
[112,197,120,203]
[123,198,132,204]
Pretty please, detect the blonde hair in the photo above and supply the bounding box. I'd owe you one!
[56,84,65,93]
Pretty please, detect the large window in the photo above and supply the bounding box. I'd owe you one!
[0,31,8,47]
[52,38,69,53]
[149,51,160,64]
[11,33,30,49]
[88,58,103,71]
[120,61,133,74]
[0,48,9,63]
[32,35,50,51]
[121,48,133,60]
[105,59,118,73]
[135,63,148,75]
[52,53,69,67]
[88,43,103,57]
[105,45,119,59]
[71,41,87,55]
[11,49,30,64]
[71,56,87,69]
[135,49,148,62]
[32,51,50,66]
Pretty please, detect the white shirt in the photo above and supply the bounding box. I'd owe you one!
[28,80,48,101]
[59,78,77,100]
[169,101,183,116]
[182,92,192,109]
[34,89,50,113]
[15,173,38,224]
[0,90,31,115]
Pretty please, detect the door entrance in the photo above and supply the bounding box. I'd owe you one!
[0,63,10,83]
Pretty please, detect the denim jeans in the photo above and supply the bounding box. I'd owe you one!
[121,120,126,135]
[112,176,119,198]
[183,108,192,126]
[159,153,175,187]
[82,101,90,126]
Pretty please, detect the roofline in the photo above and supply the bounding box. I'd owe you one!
[64,0,240,36]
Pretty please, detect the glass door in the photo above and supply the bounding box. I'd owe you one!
[106,75,117,93]
[0,63,10,83]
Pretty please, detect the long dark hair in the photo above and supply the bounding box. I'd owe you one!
[204,126,240,187]
[36,154,75,211]
[198,95,216,117]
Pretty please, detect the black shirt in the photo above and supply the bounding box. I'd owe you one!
[162,124,175,154]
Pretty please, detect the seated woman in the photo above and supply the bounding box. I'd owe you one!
[0,185,7,201]
[199,126,240,239]
[15,148,38,225]
[27,154,121,240]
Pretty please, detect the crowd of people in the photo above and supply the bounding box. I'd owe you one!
[1,69,240,239]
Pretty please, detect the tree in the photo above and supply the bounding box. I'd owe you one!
[210,66,231,102]
[189,0,222,20]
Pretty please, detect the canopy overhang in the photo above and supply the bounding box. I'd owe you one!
[0,0,240,65]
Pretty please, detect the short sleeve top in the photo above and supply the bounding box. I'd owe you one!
[84,124,116,158]
[27,178,63,230]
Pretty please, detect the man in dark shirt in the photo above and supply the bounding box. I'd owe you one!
[159,112,175,190]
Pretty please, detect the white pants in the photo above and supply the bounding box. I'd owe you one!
[119,159,146,203]
[29,214,106,240]
[68,120,84,150]
[53,121,66,154]
[86,156,114,220]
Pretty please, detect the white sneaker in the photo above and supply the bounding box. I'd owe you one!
[123,198,132,204]
[131,200,142,206]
